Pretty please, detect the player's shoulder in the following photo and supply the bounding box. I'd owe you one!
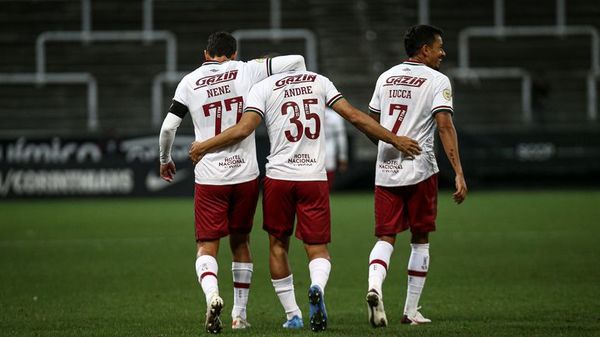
[377,64,404,82]
[232,58,268,70]
[173,67,203,92]
[179,66,203,82]
[417,65,449,82]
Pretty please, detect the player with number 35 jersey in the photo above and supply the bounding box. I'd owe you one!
[189,69,421,331]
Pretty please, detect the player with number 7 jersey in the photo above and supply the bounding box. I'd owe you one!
[188,69,422,331]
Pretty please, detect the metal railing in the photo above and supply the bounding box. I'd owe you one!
[1,0,180,132]
[450,0,599,122]
[447,68,532,124]
[0,73,98,130]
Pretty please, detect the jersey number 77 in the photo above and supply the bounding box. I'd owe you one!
[202,96,244,135]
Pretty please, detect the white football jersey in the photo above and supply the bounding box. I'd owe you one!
[245,71,343,181]
[369,61,454,187]
[173,57,304,184]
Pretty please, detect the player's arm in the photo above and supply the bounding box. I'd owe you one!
[335,117,349,172]
[269,55,306,74]
[158,100,187,182]
[250,55,306,82]
[435,111,467,204]
[332,98,421,157]
[188,112,262,164]
[366,75,384,145]
[364,111,382,145]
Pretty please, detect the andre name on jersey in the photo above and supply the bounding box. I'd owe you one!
[276,73,318,98]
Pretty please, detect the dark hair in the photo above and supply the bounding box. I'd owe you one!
[206,31,237,58]
[404,25,444,57]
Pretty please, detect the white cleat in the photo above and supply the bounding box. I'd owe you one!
[401,308,431,325]
[205,294,224,334]
[231,317,251,330]
[366,289,387,328]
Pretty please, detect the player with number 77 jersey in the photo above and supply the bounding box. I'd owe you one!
[188,70,421,331]
[158,31,309,334]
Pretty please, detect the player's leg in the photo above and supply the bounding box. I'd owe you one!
[194,183,232,333]
[262,177,302,328]
[401,174,438,325]
[269,234,303,328]
[229,232,252,329]
[296,180,331,332]
[196,240,224,333]
[367,185,408,327]
[304,244,331,332]
[228,178,259,329]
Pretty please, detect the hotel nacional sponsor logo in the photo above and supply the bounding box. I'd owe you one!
[378,159,402,173]
[218,155,246,169]
[287,153,317,166]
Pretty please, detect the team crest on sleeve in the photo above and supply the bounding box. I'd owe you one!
[443,88,452,101]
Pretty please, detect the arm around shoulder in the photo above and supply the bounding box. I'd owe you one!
[331,98,421,157]
[188,112,262,164]
[271,55,306,73]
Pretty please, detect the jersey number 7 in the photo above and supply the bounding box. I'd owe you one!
[202,96,244,135]
[389,104,408,134]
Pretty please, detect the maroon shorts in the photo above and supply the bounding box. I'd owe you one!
[374,174,438,236]
[194,178,259,242]
[262,177,331,244]
[326,171,335,191]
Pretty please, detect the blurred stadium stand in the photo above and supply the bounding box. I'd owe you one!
[1,0,599,196]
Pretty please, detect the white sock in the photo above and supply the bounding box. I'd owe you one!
[403,243,429,316]
[368,240,394,297]
[231,262,253,320]
[195,255,219,305]
[272,274,302,320]
[309,258,331,294]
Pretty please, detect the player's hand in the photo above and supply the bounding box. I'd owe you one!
[392,136,421,158]
[160,160,176,182]
[453,174,467,204]
[188,141,205,165]
[338,160,348,173]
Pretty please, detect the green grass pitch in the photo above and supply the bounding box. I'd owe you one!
[1,190,599,337]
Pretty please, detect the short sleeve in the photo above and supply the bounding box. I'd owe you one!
[431,75,454,115]
[368,75,383,115]
[323,77,343,108]
[243,58,271,84]
[172,77,189,107]
[244,82,268,119]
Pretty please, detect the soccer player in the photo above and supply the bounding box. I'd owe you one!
[188,70,421,331]
[324,108,348,190]
[365,24,468,327]
[158,31,306,333]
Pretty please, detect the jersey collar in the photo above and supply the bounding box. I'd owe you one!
[402,60,425,66]
[202,59,233,66]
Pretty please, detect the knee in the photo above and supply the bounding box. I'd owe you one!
[304,244,330,260]
[410,232,429,244]
[197,240,219,257]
